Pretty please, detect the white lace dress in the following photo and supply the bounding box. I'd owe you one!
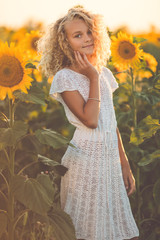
[49,67,139,240]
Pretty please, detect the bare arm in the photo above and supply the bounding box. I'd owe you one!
[116,128,136,196]
[61,51,100,129]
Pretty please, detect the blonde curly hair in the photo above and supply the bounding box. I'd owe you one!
[37,6,111,76]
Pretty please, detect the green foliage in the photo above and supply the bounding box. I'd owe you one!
[0,78,76,240]
[38,154,67,176]
[11,175,52,215]
[130,115,160,145]
[25,63,37,69]
[133,36,147,43]
[48,205,76,240]
[14,84,46,105]
[138,150,160,166]
[113,52,160,239]
[35,129,74,149]
[0,121,28,147]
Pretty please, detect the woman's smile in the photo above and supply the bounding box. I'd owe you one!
[65,18,94,55]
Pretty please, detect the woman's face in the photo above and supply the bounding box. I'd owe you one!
[65,18,94,56]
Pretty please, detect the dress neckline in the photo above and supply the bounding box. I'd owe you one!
[63,68,89,79]
[63,67,103,79]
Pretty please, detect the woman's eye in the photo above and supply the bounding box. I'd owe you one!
[75,34,81,38]
[88,31,92,35]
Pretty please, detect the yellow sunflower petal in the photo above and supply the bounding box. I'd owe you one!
[111,31,143,70]
[0,42,33,100]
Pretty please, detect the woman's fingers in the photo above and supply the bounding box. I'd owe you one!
[74,51,88,68]
[123,176,128,191]
[127,177,136,196]
[77,51,87,67]
[74,51,83,67]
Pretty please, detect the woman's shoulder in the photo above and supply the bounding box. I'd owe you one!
[101,66,113,76]
[54,68,70,78]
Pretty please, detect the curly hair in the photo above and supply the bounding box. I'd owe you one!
[37,6,111,76]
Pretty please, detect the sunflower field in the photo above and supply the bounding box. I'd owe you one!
[0,21,160,240]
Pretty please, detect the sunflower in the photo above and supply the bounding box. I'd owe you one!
[19,30,41,60]
[0,42,33,100]
[138,52,158,78]
[113,66,128,83]
[111,31,143,69]
[135,26,160,47]
[11,27,27,45]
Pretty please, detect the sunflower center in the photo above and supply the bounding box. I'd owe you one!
[0,55,24,87]
[118,41,136,59]
[145,60,149,67]
[31,37,39,51]
[3,67,11,75]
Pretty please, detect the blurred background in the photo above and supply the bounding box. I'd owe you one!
[0,0,160,33]
[0,1,160,240]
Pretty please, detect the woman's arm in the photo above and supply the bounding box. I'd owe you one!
[61,51,100,129]
[116,128,136,196]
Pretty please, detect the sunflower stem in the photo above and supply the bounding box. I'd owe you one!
[130,67,141,227]
[8,99,15,240]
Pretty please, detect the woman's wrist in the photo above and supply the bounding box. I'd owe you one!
[120,156,130,168]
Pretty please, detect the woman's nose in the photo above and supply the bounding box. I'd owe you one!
[84,33,92,42]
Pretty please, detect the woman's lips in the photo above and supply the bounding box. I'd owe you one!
[82,44,94,48]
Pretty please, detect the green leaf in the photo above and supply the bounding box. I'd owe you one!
[134,91,151,103]
[36,174,55,200]
[48,205,76,240]
[130,115,160,145]
[0,112,8,128]
[153,178,160,206]
[25,63,37,69]
[14,85,46,105]
[11,175,52,215]
[134,91,160,105]
[0,211,7,237]
[153,73,160,84]
[38,154,68,176]
[138,150,160,166]
[0,121,28,147]
[133,36,147,43]
[35,129,75,149]
[154,80,160,89]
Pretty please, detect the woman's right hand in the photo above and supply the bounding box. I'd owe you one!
[74,51,99,81]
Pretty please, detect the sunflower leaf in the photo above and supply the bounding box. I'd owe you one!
[14,85,46,105]
[138,150,160,166]
[154,80,160,89]
[38,154,68,176]
[133,37,147,43]
[130,115,160,145]
[11,175,53,216]
[0,121,28,147]
[35,129,75,149]
[25,63,37,69]
[48,205,76,240]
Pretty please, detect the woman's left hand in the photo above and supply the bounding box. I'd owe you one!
[121,162,136,196]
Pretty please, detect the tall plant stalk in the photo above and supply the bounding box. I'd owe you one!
[130,67,141,226]
[8,99,15,240]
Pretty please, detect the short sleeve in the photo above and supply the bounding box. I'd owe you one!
[49,69,78,103]
[103,67,119,93]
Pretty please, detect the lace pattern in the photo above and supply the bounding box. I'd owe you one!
[49,67,139,240]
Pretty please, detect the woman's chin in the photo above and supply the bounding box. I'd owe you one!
[82,50,94,56]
